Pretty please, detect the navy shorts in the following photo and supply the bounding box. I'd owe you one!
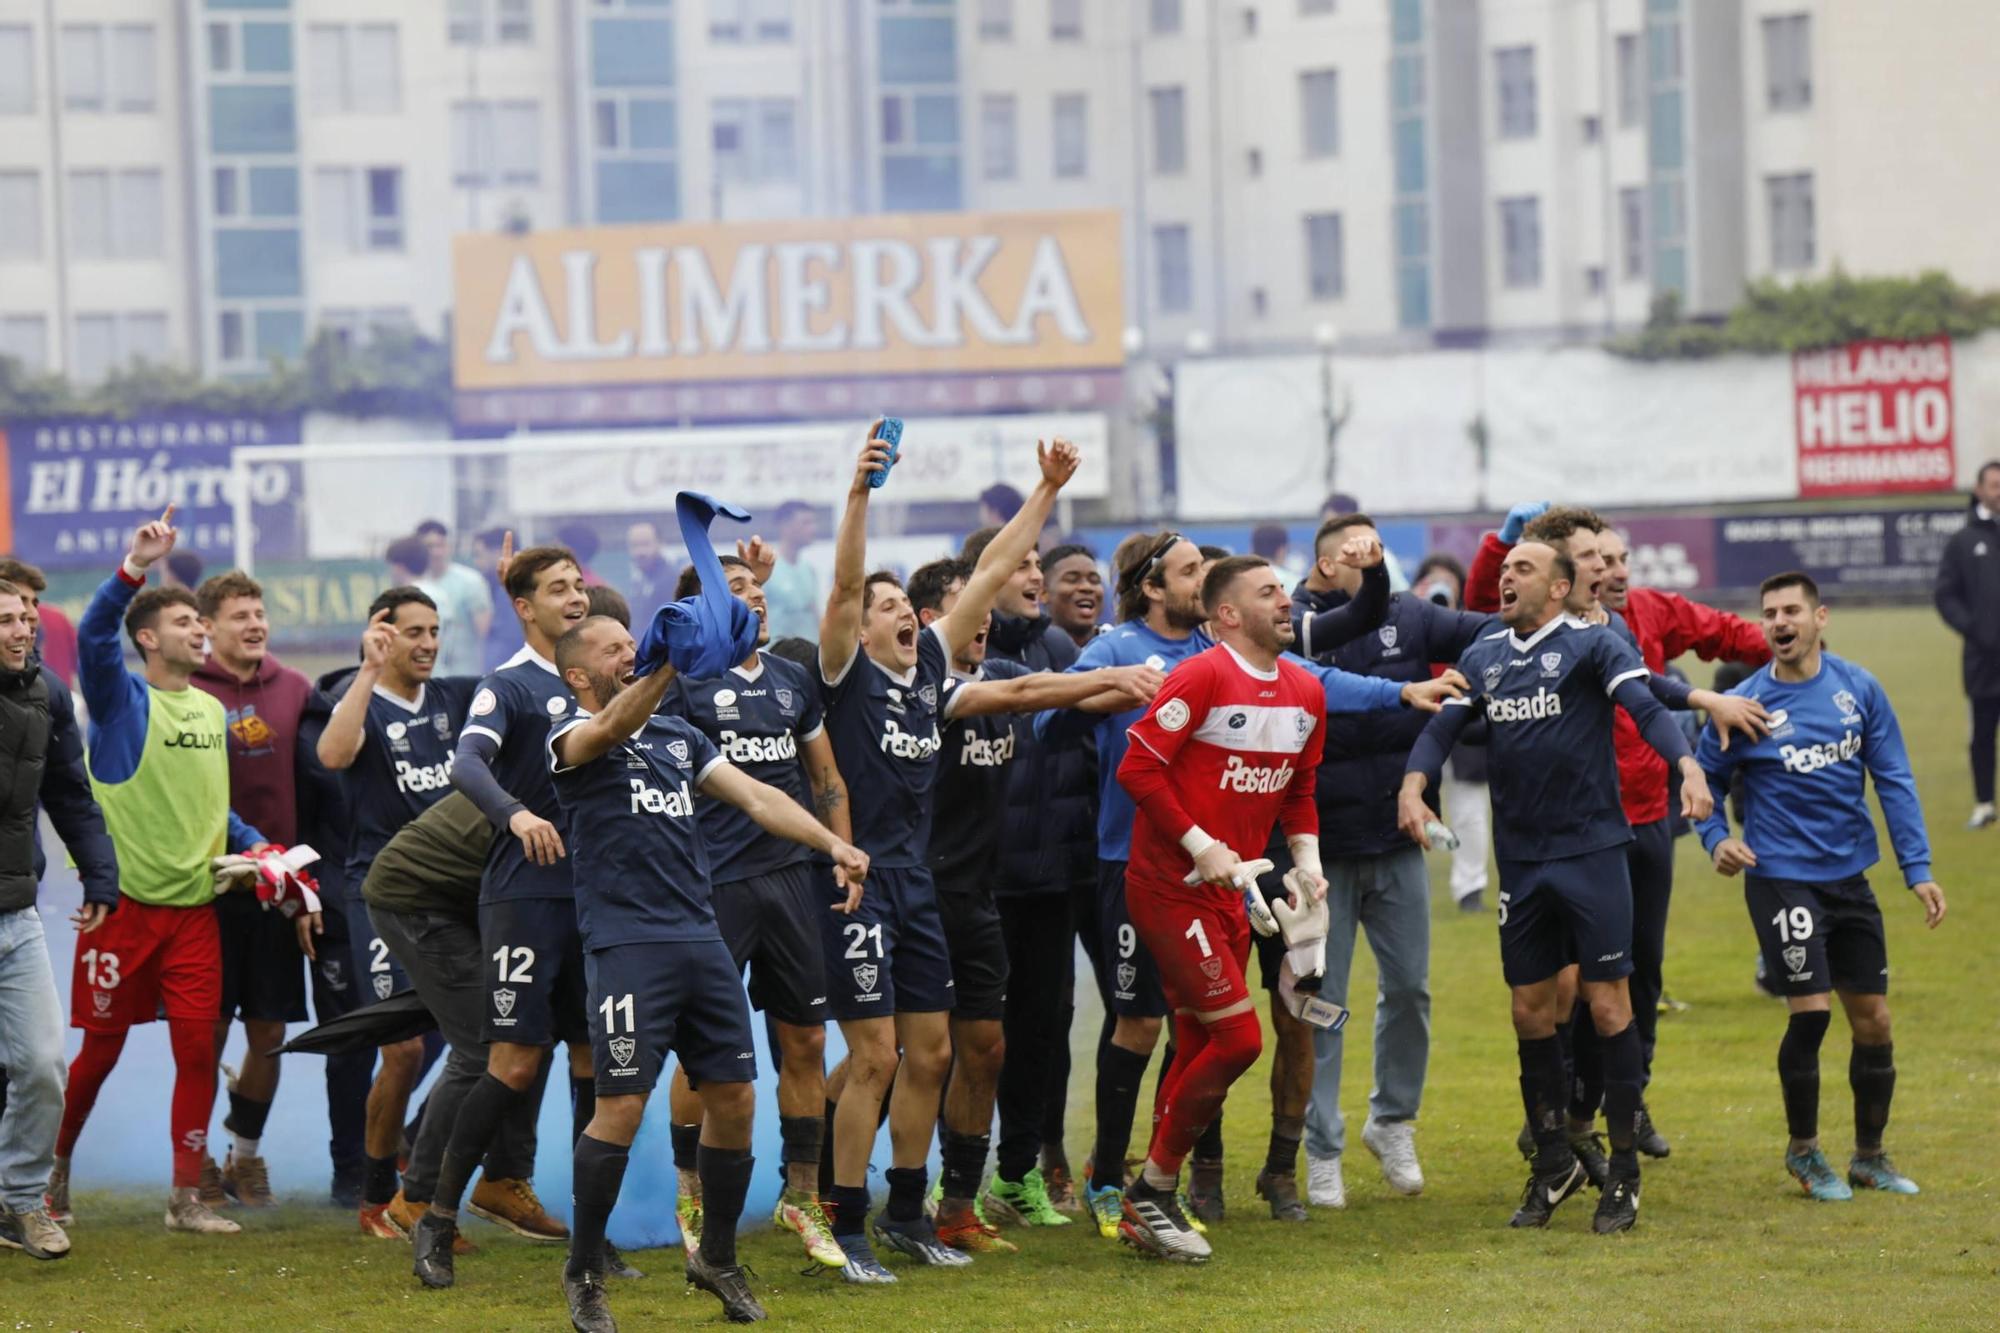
[215,891,307,1022]
[1744,874,1889,997]
[353,912,415,1006]
[1496,844,1634,987]
[817,863,955,1019]
[935,875,1009,1022]
[586,941,757,1095]
[1097,859,1169,1019]
[480,897,589,1046]
[713,863,831,1026]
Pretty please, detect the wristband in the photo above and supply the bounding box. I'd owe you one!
[1179,826,1217,859]
[1285,833,1322,883]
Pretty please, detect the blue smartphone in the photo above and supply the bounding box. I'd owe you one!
[867,417,904,489]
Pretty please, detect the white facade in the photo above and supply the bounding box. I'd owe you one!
[0,0,1994,386]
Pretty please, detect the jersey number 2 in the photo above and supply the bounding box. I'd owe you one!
[493,946,536,983]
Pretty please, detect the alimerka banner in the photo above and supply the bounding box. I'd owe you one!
[453,210,1125,394]
[1794,337,1955,497]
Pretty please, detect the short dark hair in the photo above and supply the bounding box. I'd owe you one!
[0,578,24,607]
[1548,549,1577,590]
[908,557,971,615]
[978,484,1024,522]
[1114,530,1176,624]
[1322,491,1359,517]
[1314,512,1376,556]
[1521,506,1607,550]
[1043,542,1095,571]
[0,558,47,593]
[125,586,199,655]
[553,614,621,679]
[385,535,428,578]
[587,584,631,627]
[674,553,749,601]
[767,635,817,668]
[959,527,1001,566]
[1977,459,2000,484]
[1414,552,1466,589]
[1198,544,1231,563]
[416,519,448,539]
[367,585,438,626]
[165,550,204,588]
[1759,570,1821,606]
[862,570,904,612]
[1251,523,1289,561]
[195,570,263,619]
[504,545,580,602]
[1201,554,1271,616]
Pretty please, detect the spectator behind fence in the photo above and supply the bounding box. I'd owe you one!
[416,520,495,679]
[1934,459,2000,829]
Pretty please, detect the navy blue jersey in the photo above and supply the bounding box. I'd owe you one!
[547,706,725,949]
[1695,652,1933,887]
[1445,619,1649,862]
[820,623,951,868]
[462,648,577,902]
[665,652,825,884]
[927,659,1031,887]
[337,676,478,885]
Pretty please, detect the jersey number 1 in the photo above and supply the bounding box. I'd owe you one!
[1184,918,1212,958]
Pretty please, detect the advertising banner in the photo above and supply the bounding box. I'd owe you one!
[1713,505,1967,598]
[0,414,303,569]
[1794,337,1956,497]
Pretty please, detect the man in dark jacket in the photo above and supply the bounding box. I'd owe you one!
[1935,460,2000,828]
[958,527,1093,1219]
[191,571,318,1207]
[0,578,118,1260]
[1261,514,1489,1215]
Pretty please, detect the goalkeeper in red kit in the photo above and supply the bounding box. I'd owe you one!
[1112,555,1336,1263]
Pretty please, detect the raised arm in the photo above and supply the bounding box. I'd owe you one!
[1610,673,1711,821]
[1293,539,1390,659]
[818,428,893,685]
[317,610,395,770]
[550,666,680,771]
[951,664,1162,719]
[937,439,1079,659]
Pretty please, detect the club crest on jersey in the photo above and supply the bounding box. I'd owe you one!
[493,988,517,1018]
[1199,957,1224,981]
[609,1036,637,1068]
[1833,689,1861,723]
[918,684,938,710]
[668,739,690,765]
[1540,651,1562,677]
[776,688,795,711]
[1378,625,1397,649]
[1782,944,1809,975]
[373,973,394,1000]
[434,713,453,740]
[1482,664,1504,691]
[1295,712,1313,742]
[853,963,879,994]
[92,989,112,1016]
[1117,962,1137,993]
[1156,699,1191,732]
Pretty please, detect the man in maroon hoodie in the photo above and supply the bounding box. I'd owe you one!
[192,571,317,1208]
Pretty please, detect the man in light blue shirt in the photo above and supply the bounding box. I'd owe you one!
[417,521,493,679]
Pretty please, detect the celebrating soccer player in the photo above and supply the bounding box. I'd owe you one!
[545,613,868,1328]
[1401,541,1714,1234]
[1694,572,1946,1201]
[57,509,270,1235]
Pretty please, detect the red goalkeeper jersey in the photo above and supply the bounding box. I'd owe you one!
[1117,642,1325,889]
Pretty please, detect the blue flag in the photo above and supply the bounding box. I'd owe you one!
[634,491,761,679]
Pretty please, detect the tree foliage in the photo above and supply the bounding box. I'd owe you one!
[1609,270,2000,360]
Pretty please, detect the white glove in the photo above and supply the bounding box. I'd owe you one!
[1272,878,1329,987]
[1278,959,1349,1031]
[1189,857,1279,934]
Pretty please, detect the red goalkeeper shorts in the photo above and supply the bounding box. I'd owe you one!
[1124,871,1252,1014]
[70,897,222,1031]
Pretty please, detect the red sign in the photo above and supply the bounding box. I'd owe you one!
[1794,336,1955,497]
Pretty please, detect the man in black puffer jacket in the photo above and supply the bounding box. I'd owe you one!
[1935,461,2000,829]
[960,528,1093,1221]
[0,577,118,1260]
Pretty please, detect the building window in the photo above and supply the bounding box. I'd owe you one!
[710,0,793,44]
[0,26,33,115]
[1053,93,1087,178]
[1149,87,1185,175]
[0,315,47,371]
[1767,172,1815,270]
[981,94,1016,180]
[1153,224,1191,314]
[1762,13,1811,111]
[712,98,799,182]
[1614,33,1641,128]
[452,101,541,186]
[1619,186,1644,279]
[67,170,163,260]
[1494,46,1536,139]
[879,15,956,85]
[1050,0,1082,42]
[315,166,405,254]
[72,312,168,382]
[60,27,104,112]
[0,172,40,260]
[308,25,400,115]
[978,0,1012,41]
[1304,212,1343,300]
[450,0,532,46]
[1299,68,1339,159]
[321,307,412,347]
[1150,0,1182,36]
[1499,195,1541,288]
[111,27,157,112]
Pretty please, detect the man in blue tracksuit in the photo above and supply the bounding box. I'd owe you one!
[1695,571,1946,1204]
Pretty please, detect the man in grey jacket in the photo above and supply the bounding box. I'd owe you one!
[1935,460,2000,828]
[0,576,119,1260]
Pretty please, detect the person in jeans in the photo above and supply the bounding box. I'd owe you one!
[0,579,118,1260]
